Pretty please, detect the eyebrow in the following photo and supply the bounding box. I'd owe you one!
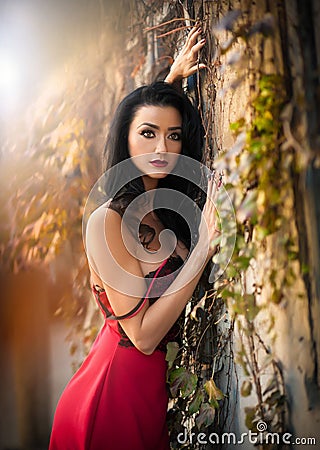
[137,122,182,131]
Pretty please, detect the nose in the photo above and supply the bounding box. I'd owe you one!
[155,136,167,154]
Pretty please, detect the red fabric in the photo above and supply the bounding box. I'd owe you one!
[49,256,183,450]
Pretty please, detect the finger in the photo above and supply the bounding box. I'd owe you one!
[185,26,199,45]
[187,26,202,48]
[211,175,221,206]
[198,63,206,70]
[209,180,218,206]
[206,173,214,199]
[188,25,201,38]
[186,63,207,77]
[185,66,200,77]
[192,38,206,54]
[208,174,220,205]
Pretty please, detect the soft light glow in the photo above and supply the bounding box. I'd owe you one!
[0,51,22,114]
[0,53,20,91]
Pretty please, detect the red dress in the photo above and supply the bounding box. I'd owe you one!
[49,254,183,450]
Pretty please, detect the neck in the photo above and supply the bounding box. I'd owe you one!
[142,175,159,191]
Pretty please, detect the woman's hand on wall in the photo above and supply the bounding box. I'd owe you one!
[165,26,206,84]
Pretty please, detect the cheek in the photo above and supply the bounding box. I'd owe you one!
[169,141,182,154]
[128,135,154,157]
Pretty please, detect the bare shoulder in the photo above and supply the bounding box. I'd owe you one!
[86,202,142,283]
[86,202,128,249]
[86,201,119,232]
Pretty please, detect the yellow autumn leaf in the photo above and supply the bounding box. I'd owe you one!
[204,378,224,404]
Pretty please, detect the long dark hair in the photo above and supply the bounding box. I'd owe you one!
[103,81,206,252]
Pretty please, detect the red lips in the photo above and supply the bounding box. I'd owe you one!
[149,160,168,167]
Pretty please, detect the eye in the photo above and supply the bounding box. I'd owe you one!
[140,129,155,138]
[168,132,181,141]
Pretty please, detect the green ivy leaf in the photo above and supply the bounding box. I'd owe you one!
[225,265,238,278]
[230,117,245,133]
[166,341,180,370]
[196,403,216,429]
[189,390,204,415]
[234,255,252,270]
[220,288,236,300]
[169,367,198,398]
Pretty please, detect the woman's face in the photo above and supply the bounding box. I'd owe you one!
[128,105,182,190]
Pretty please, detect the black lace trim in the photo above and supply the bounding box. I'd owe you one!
[118,315,183,352]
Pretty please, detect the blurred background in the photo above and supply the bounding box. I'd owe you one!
[0,1,184,448]
[0,1,137,448]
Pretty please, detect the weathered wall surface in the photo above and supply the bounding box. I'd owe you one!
[195,0,320,444]
[144,0,320,445]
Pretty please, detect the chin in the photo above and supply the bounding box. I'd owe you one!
[147,165,176,178]
[148,171,172,180]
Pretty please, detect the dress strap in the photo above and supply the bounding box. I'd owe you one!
[93,258,168,321]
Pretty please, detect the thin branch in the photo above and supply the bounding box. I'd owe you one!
[156,26,191,39]
[247,323,265,423]
[144,17,197,32]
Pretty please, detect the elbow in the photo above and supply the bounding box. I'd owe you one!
[134,338,155,356]
[140,348,155,356]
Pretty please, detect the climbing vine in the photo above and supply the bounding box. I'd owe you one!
[220,72,289,435]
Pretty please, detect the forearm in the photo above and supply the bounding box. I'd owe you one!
[135,244,210,354]
[163,74,183,93]
[164,71,182,85]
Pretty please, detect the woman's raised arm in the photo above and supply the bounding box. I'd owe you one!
[164,25,206,84]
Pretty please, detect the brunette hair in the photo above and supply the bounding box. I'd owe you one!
[103,81,206,251]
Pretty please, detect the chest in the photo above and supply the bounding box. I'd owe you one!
[138,212,188,276]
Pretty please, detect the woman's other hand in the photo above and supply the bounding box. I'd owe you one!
[198,173,222,261]
[165,25,206,84]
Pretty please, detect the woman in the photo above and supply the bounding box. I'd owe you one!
[50,26,219,450]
